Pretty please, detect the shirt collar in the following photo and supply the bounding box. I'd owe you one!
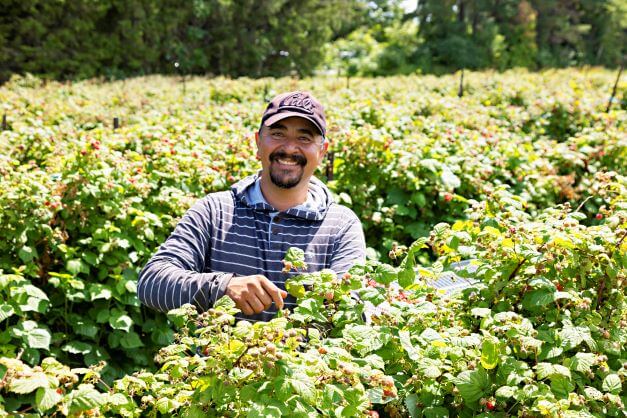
[246,177,320,212]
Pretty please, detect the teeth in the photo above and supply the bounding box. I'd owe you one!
[277,158,298,165]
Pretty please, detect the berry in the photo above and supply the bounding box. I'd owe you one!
[444,192,454,202]
[486,401,496,411]
[380,376,395,388]
[382,388,395,398]
[595,213,603,220]
[342,272,352,281]
[282,261,293,273]
[324,291,334,301]
[56,388,63,394]
[318,347,327,355]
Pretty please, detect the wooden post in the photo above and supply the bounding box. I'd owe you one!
[326,151,335,182]
[113,117,119,130]
[606,63,624,113]
[458,68,464,98]
[1,114,6,130]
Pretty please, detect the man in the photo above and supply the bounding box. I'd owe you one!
[137,91,366,321]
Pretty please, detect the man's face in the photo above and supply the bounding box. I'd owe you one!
[255,116,328,189]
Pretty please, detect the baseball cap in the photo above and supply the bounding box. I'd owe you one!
[260,91,326,138]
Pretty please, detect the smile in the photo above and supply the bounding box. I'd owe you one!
[276,158,300,166]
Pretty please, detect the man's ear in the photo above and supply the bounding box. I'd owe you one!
[320,139,329,156]
[255,131,261,158]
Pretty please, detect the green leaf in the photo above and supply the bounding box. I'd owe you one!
[404,393,420,418]
[550,375,574,399]
[62,341,92,355]
[286,281,306,299]
[397,267,415,288]
[88,284,112,301]
[67,259,88,275]
[375,264,397,285]
[26,328,51,350]
[535,363,571,380]
[120,332,143,349]
[480,336,499,370]
[583,386,603,400]
[82,251,99,266]
[214,296,240,315]
[68,384,105,413]
[0,304,14,322]
[471,308,491,317]
[109,311,133,332]
[522,289,554,311]
[602,374,621,394]
[36,387,63,412]
[342,325,389,356]
[358,287,386,306]
[570,352,595,373]
[399,330,420,361]
[424,407,449,418]
[9,372,49,394]
[283,247,307,270]
[18,246,37,263]
[289,373,315,404]
[418,358,442,379]
[559,322,594,351]
[440,165,461,189]
[228,367,253,382]
[495,385,516,399]
[453,367,490,403]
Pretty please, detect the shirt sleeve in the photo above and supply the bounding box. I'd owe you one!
[329,210,367,276]
[137,197,233,313]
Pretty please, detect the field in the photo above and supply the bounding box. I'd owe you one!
[0,68,625,417]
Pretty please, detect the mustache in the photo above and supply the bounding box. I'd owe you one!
[269,151,307,166]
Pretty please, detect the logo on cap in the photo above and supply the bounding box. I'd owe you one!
[279,93,314,114]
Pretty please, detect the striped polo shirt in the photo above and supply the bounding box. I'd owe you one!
[137,173,366,322]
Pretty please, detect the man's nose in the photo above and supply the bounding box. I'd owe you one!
[282,135,301,150]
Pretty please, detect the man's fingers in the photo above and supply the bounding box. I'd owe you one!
[248,295,266,314]
[256,291,273,310]
[240,300,254,316]
[260,278,285,310]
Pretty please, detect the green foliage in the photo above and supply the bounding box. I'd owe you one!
[323,0,626,76]
[0,70,625,415]
[0,0,363,83]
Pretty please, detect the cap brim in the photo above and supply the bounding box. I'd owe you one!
[263,112,325,136]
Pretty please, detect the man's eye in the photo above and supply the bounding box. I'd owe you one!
[271,131,285,138]
[299,137,313,144]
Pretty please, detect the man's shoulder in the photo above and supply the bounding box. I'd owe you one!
[325,202,360,224]
[191,190,238,214]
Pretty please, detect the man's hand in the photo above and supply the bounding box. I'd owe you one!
[225,275,288,315]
